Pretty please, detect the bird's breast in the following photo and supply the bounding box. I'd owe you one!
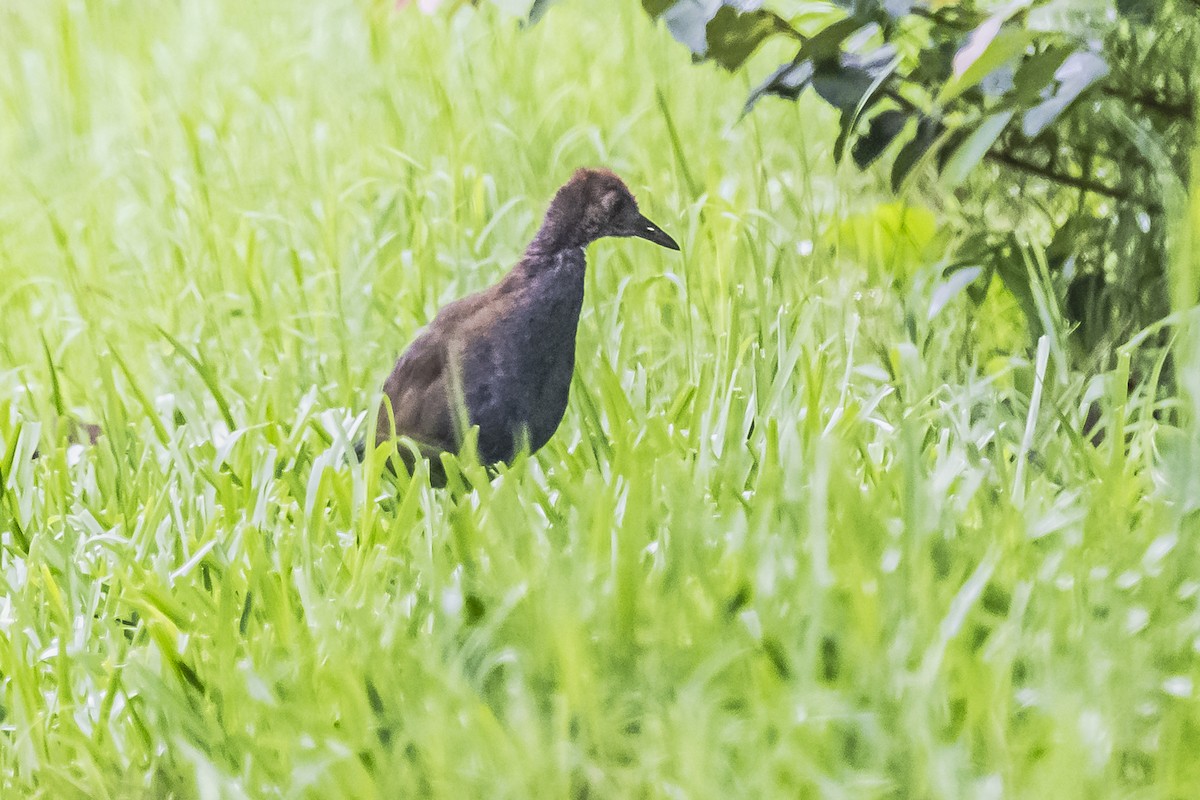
[461,250,587,460]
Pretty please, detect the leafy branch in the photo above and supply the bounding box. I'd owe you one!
[615,0,1196,357]
[983,147,1151,208]
[515,0,1198,357]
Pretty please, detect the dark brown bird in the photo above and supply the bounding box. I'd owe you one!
[31,418,102,461]
[364,168,680,484]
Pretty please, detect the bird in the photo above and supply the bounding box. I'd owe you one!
[30,418,102,461]
[362,168,680,485]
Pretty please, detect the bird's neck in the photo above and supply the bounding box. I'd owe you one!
[524,222,590,263]
[526,191,597,254]
[510,245,587,286]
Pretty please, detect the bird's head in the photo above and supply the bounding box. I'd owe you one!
[533,168,680,252]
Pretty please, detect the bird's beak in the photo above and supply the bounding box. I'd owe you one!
[633,213,680,251]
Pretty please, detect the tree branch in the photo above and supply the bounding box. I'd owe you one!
[985,148,1161,211]
[882,87,918,114]
[1100,86,1194,122]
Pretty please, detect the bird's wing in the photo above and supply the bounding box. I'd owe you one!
[376,328,459,457]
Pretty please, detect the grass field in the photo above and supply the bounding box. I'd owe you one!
[2,0,1200,797]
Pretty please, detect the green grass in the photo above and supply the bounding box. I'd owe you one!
[2,0,1199,797]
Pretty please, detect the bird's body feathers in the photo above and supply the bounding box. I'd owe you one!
[369,168,678,484]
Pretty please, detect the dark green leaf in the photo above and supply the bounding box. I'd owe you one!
[1010,45,1074,104]
[831,0,911,22]
[965,263,993,305]
[642,0,676,17]
[744,59,813,114]
[800,17,866,61]
[41,336,65,418]
[834,109,854,164]
[742,15,872,114]
[928,4,987,32]
[705,6,795,71]
[910,39,956,85]
[852,109,909,168]
[526,0,560,25]
[890,115,942,192]
[813,63,875,111]
[815,45,897,144]
[1116,0,1157,22]
[935,127,967,172]
[1021,51,1109,138]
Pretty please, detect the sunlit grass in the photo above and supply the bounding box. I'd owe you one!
[1,0,1198,797]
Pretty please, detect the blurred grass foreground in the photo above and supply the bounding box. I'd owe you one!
[2,0,1200,797]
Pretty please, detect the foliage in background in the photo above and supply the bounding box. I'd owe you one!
[529,0,1199,367]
